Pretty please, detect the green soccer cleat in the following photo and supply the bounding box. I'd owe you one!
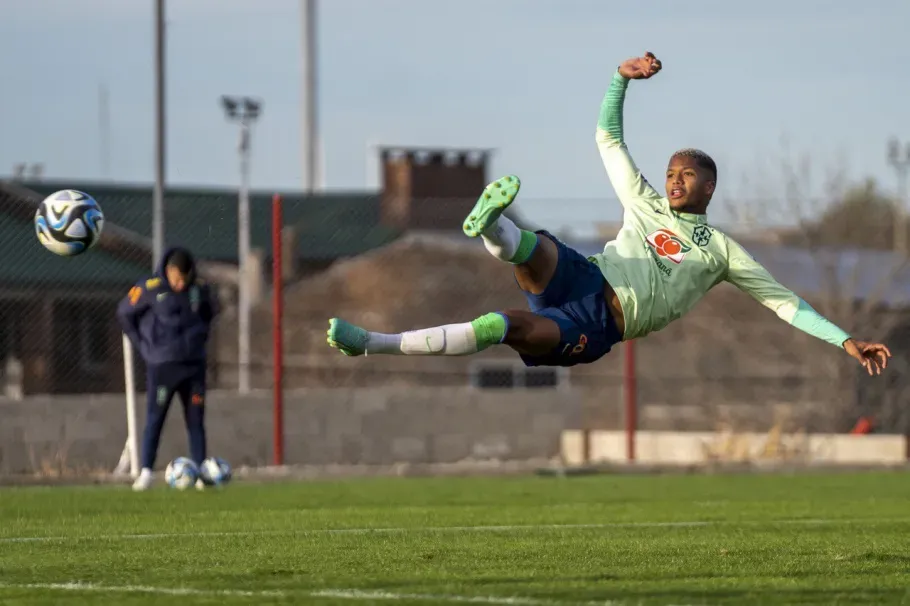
[462,175,521,238]
[326,318,369,356]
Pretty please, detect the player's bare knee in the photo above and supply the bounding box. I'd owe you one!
[501,309,530,342]
[500,310,560,355]
[514,236,558,294]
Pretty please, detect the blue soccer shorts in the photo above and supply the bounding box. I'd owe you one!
[517,230,623,368]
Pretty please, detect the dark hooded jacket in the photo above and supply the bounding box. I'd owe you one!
[116,247,219,366]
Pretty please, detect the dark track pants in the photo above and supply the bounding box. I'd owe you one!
[141,362,207,469]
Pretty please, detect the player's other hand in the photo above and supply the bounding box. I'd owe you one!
[844,339,891,376]
[618,52,662,80]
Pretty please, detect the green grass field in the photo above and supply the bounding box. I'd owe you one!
[2,472,910,605]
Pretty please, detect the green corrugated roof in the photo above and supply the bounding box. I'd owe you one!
[22,181,402,262]
[1,216,147,287]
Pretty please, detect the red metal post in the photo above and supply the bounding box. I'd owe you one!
[272,194,284,466]
[624,339,637,462]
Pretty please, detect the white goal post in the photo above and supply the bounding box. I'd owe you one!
[113,333,140,478]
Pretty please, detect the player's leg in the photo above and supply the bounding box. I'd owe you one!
[327,309,561,358]
[499,309,563,356]
[176,368,207,490]
[176,368,207,467]
[327,176,607,361]
[133,365,173,491]
[462,175,560,295]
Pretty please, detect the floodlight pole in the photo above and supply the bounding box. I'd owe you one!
[222,96,262,394]
[301,0,318,193]
[888,139,910,257]
[153,0,166,267]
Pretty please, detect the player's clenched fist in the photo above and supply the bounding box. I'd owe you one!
[618,52,662,80]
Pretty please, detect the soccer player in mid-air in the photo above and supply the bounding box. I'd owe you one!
[327,52,891,376]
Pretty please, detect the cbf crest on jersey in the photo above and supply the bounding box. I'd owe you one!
[646,229,692,264]
[692,225,712,247]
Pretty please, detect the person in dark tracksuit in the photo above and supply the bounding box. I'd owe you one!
[116,247,219,491]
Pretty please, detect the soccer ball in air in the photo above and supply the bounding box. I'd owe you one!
[34,189,104,256]
[200,457,232,487]
[165,457,200,490]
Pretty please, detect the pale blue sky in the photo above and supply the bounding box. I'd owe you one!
[2,0,908,236]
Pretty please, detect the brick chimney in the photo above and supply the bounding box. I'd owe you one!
[380,147,490,230]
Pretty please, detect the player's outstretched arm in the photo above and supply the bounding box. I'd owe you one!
[723,238,891,375]
[596,52,663,210]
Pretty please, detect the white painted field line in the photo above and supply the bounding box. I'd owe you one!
[0,582,671,606]
[0,517,903,544]
[312,588,621,605]
[0,581,284,598]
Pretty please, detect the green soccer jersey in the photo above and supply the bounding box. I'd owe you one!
[588,70,852,349]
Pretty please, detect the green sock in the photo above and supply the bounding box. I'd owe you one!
[470,312,508,351]
[508,230,538,265]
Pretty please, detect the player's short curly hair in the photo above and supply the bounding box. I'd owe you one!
[672,148,717,183]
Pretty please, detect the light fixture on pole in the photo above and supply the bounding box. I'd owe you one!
[221,95,262,394]
[11,163,43,181]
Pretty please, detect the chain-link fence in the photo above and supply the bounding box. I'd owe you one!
[3,178,910,437]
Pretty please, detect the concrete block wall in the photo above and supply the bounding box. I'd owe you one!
[0,387,580,476]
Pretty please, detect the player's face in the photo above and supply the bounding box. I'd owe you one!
[165,265,189,292]
[665,156,715,212]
